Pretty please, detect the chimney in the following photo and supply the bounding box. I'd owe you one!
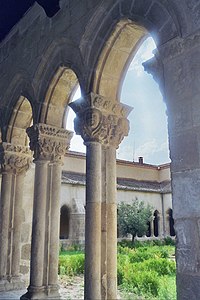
[138,156,143,164]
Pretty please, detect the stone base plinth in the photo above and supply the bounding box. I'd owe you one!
[0,276,25,292]
[20,285,60,300]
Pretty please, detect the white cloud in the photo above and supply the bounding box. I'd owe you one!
[134,139,169,161]
[128,37,156,77]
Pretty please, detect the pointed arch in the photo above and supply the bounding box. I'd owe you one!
[81,0,181,94]
[6,96,33,146]
[40,66,79,127]
[1,73,35,143]
[33,38,85,105]
[92,19,148,101]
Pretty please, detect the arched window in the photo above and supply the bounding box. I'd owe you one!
[153,210,159,237]
[60,205,70,239]
[146,221,151,237]
[168,208,175,237]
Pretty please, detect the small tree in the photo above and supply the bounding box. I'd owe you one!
[118,198,153,244]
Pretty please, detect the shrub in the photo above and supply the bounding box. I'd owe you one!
[164,236,176,246]
[59,253,84,276]
[121,269,160,297]
[139,258,176,276]
[158,276,177,300]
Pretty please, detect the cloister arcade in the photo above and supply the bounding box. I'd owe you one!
[0,1,200,299]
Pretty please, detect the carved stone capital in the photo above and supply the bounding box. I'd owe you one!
[69,93,132,148]
[0,143,32,174]
[26,123,73,162]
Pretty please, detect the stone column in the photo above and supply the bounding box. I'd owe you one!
[105,146,117,300]
[144,34,200,298]
[48,162,62,293]
[0,143,31,291]
[21,123,72,300]
[12,171,26,278]
[70,92,132,300]
[84,141,102,300]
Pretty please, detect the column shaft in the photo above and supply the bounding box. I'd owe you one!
[12,172,25,277]
[0,172,13,279]
[84,142,101,300]
[30,161,48,288]
[101,147,107,299]
[48,162,62,288]
[105,147,117,300]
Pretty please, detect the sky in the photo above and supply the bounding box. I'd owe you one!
[66,37,170,166]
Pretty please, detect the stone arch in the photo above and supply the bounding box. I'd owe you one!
[92,19,148,101]
[39,66,79,128]
[33,38,85,114]
[6,96,33,146]
[1,74,36,142]
[60,205,70,239]
[80,0,181,93]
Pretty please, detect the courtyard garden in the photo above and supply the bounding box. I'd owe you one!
[59,238,176,300]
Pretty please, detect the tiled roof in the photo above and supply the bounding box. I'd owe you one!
[62,171,171,194]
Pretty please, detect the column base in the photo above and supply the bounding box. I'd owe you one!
[21,285,60,299]
[0,276,25,292]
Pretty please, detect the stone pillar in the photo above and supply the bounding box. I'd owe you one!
[69,92,132,300]
[48,162,62,292]
[21,123,72,300]
[84,141,102,300]
[0,143,31,291]
[105,146,117,300]
[12,171,26,278]
[144,33,200,298]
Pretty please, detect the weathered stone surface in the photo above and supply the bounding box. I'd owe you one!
[21,224,31,244]
[172,169,200,218]
[21,244,31,261]
[0,1,200,300]
[177,273,200,300]
[20,265,29,275]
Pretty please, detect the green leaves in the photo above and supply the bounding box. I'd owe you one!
[118,199,153,243]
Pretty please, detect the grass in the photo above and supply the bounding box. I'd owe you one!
[59,239,176,299]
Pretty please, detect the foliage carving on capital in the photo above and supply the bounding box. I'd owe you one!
[26,123,73,162]
[0,142,32,174]
[69,93,132,148]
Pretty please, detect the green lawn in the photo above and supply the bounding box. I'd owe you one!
[59,239,176,300]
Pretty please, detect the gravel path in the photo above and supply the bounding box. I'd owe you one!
[0,276,139,300]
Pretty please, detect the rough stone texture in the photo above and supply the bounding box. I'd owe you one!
[21,245,31,261]
[0,1,200,299]
[21,224,31,244]
[20,266,29,276]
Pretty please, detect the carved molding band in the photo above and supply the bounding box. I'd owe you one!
[158,29,200,62]
[0,142,32,174]
[26,123,73,162]
[69,93,132,148]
